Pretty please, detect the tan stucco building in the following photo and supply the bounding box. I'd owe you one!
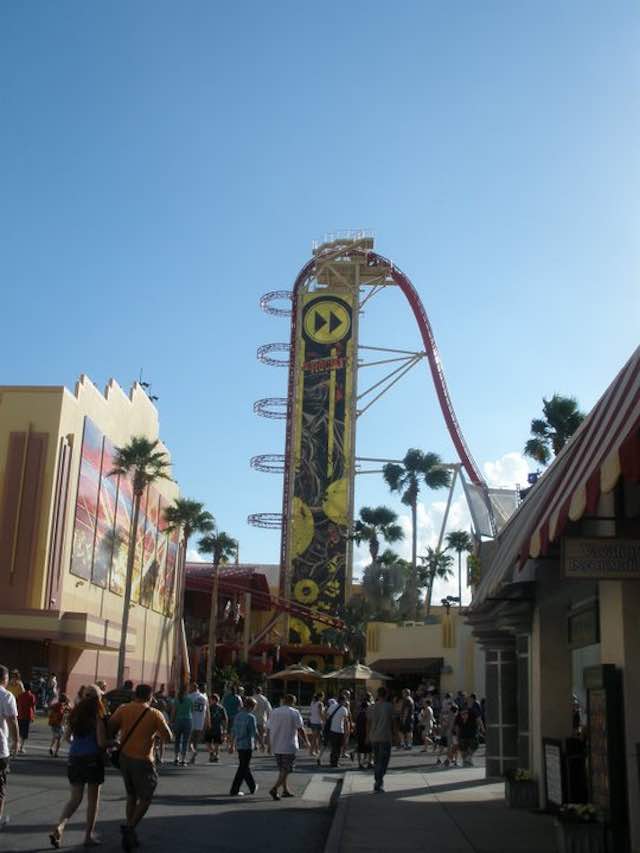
[0,376,181,694]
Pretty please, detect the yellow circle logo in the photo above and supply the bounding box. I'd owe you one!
[304,299,351,344]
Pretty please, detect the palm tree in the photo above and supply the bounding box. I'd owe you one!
[352,506,404,564]
[524,394,585,465]
[198,530,238,696]
[419,546,454,617]
[361,549,409,620]
[110,436,172,685]
[164,499,215,689]
[383,449,451,620]
[445,530,473,610]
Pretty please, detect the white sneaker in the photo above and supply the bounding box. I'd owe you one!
[0,816,10,829]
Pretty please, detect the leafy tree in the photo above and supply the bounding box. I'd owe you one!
[419,546,454,617]
[353,506,404,564]
[383,450,450,620]
[524,394,585,466]
[361,549,409,620]
[198,530,238,696]
[110,437,172,685]
[445,530,473,610]
[164,499,215,688]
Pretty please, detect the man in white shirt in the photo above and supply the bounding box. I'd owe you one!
[187,682,210,765]
[253,687,272,752]
[0,665,19,829]
[266,694,308,801]
[328,695,350,767]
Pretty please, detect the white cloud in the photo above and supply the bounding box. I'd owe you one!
[483,451,531,489]
[187,548,205,563]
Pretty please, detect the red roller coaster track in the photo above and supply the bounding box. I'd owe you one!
[279,245,485,590]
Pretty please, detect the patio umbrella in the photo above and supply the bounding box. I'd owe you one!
[267,664,323,682]
[322,663,391,682]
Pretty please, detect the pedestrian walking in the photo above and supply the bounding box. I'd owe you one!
[186,682,209,765]
[419,699,435,751]
[253,686,272,752]
[49,694,71,757]
[229,697,258,796]
[47,673,59,707]
[7,671,24,702]
[327,695,349,767]
[222,686,242,753]
[355,695,373,769]
[367,687,394,793]
[49,684,107,848]
[171,687,193,766]
[266,694,308,801]
[308,691,325,757]
[0,665,19,830]
[108,683,172,852]
[16,682,37,754]
[205,694,227,763]
[400,688,415,749]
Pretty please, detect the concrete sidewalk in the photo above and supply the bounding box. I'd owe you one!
[325,765,557,853]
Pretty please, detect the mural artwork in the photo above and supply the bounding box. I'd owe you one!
[288,290,355,644]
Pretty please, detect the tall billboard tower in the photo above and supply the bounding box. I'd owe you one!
[282,235,381,644]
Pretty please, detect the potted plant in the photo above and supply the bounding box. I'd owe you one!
[504,768,539,809]
[554,803,606,853]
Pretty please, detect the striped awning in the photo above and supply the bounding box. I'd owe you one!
[472,346,640,605]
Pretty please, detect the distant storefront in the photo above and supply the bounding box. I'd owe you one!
[468,346,640,853]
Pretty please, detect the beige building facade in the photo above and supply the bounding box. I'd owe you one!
[0,376,181,694]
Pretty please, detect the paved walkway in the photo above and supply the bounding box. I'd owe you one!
[325,764,558,853]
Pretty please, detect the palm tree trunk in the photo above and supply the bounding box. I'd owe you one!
[411,501,418,620]
[117,492,141,685]
[425,570,434,618]
[206,556,220,696]
[458,551,462,610]
[173,534,189,692]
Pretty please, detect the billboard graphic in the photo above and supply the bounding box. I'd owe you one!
[288,291,356,644]
[70,418,103,580]
[69,416,175,609]
[92,438,118,588]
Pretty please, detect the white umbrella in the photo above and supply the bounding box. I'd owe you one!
[322,663,391,682]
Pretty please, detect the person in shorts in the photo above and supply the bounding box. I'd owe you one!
[49,684,106,847]
[308,691,325,757]
[186,682,209,765]
[266,694,308,801]
[16,683,37,754]
[109,684,172,852]
[205,694,228,763]
[48,694,70,757]
[253,687,272,752]
[0,665,19,830]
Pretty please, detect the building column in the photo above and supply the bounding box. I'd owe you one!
[483,635,518,776]
[600,580,640,853]
[516,633,531,770]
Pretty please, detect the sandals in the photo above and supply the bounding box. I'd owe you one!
[49,829,62,849]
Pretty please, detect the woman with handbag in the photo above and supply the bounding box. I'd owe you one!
[49,684,106,848]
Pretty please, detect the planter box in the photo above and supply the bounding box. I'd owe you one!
[554,819,606,853]
[504,779,539,810]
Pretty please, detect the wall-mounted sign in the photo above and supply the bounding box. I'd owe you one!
[563,538,640,579]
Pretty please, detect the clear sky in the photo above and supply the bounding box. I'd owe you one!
[2,2,639,601]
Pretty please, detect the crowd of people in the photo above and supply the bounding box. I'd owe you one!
[0,663,486,847]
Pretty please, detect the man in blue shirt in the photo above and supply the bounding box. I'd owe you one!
[229,698,258,796]
[222,687,243,753]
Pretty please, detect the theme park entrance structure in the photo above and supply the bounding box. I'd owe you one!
[250,233,497,661]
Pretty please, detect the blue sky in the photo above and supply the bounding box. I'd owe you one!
[2,2,639,598]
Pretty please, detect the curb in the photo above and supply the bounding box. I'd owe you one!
[323,771,354,853]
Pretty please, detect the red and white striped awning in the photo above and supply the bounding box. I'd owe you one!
[472,346,640,604]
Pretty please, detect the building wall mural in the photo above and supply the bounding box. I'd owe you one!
[288,290,356,644]
[69,416,175,611]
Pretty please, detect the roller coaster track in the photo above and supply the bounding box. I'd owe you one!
[278,246,485,590]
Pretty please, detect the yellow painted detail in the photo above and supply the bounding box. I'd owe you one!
[293,578,319,605]
[289,617,311,645]
[303,299,351,344]
[322,478,348,526]
[291,497,314,558]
